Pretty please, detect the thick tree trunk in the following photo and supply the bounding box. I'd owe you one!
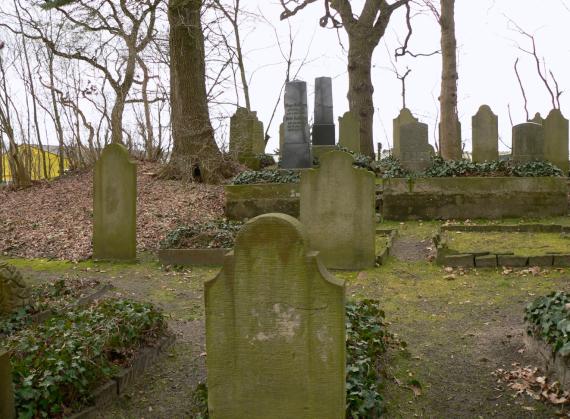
[166,0,228,183]
[347,38,375,157]
[439,0,461,160]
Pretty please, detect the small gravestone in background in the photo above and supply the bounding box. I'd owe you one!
[512,122,544,163]
[338,111,360,153]
[0,262,29,315]
[543,109,569,173]
[205,213,346,418]
[281,80,311,168]
[93,143,137,261]
[312,77,335,146]
[229,107,266,168]
[0,352,15,419]
[392,108,418,158]
[472,105,498,162]
[301,151,375,270]
[530,112,544,125]
[399,122,433,172]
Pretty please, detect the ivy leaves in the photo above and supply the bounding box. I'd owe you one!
[525,291,570,356]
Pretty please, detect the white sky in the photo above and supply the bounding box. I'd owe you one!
[242,0,570,154]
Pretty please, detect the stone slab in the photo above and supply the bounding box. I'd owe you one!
[442,254,474,268]
[339,111,360,153]
[497,255,528,267]
[312,124,335,146]
[528,255,554,266]
[544,109,569,173]
[553,254,570,267]
[512,122,544,163]
[475,254,497,268]
[224,183,300,220]
[282,80,311,168]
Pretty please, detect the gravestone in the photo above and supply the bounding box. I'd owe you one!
[399,122,433,172]
[0,262,29,315]
[312,77,335,146]
[530,112,544,125]
[229,107,266,167]
[301,151,375,269]
[0,352,15,419]
[205,213,346,419]
[543,109,569,173]
[338,111,360,153]
[281,81,311,168]
[472,105,499,162]
[512,122,544,163]
[393,108,418,158]
[93,143,136,261]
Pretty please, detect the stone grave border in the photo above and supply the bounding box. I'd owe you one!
[69,333,175,419]
[158,248,230,266]
[375,228,398,265]
[523,332,570,390]
[433,224,570,268]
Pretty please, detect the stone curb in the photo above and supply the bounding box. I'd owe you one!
[375,229,398,265]
[68,333,176,419]
[523,333,570,390]
[441,224,567,233]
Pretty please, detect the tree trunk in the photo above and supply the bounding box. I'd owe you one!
[166,0,228,183]
[439,0,461,160]
[347,37,375,157]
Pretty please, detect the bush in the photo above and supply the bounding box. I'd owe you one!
[525,291,570,356]
[231,169,300,185]
[160,220,243,249]
[3,299,166,418]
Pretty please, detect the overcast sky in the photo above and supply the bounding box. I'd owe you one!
[242,0,570,154]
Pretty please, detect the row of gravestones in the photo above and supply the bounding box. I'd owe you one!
[207,149,375,417]
[393,106,570,172]
[229,78,362,170]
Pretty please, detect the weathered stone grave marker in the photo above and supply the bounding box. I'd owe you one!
[399,122,433,172]
[0,262,29,315]
[512,122,544,163]
[301,151,375,270]
[205,213,346,419]
[472,105,498,162]
[338,111,360,153]
[0,351,15,419]
[93,143,137,261]
[392,108,418,158]
[312,77,335,146]
[530,112,544,125]
[544,109,569,173]
[229,107,265,168]
[281,80,311,168]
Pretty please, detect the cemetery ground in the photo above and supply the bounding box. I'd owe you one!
[5,219,570,417]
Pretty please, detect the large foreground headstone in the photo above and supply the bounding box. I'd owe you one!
[93,143,136,261]
[0,352,15,419]
[281,81,311,168]
[301,151,375,269]
[543,109,569,173]
[0,262,29,315]
[312,77,335,146]
[229,107,265,163]
[512,122,544,163]
[472,105,498,162]
[205,213,346,419]
[399,122,433,172]
[338,111,360,153]
[393,108,418,158]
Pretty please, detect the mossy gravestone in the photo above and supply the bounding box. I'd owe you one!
[93,143,136,261]
[301,151,375,270]
[392,108,418,158]
[472,105,498,163]
[512,122,544,163]
[338,111,360,153]
[205,213,346,419]
[0,351,15,419]
[543,109,569,173]
[229,107,265,168]
[0,262,29,315]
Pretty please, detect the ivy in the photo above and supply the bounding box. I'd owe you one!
[525,291,570,356]
[231,169,300,185]
[2,299,165,418]
[160,220,243,249]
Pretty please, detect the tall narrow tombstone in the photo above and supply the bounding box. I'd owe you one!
[312,77,335,146]
[0,352,15,419]
[278,120,285,158]
[512,122,544,163]
[338,111,360,153]
[205,213,346,419]
[230,107,265,168]
[392,108,418,158]
[281,81,311,168]
[93,143,136,261]
[400,122,433,172]
[543,109,569,172]
[472,105,499,162]
[301,151,375,270]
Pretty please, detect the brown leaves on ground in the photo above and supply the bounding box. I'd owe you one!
[0,161,224,261]
[493,364,570,407]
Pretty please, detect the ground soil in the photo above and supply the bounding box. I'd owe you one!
[5,219,570,418]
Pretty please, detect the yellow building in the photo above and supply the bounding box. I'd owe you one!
[1,145,69,182]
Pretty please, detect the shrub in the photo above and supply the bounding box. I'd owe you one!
[231,169,300,185]
[160,220,243,249]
